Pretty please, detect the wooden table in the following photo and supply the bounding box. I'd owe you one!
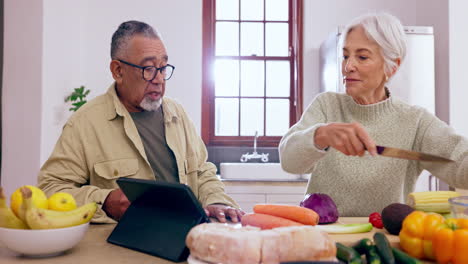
[0,217,433,264]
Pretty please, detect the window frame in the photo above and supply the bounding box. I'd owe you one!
[201,0,303,147]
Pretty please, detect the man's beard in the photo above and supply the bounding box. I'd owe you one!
[139,96,162,111]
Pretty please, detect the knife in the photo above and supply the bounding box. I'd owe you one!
[376,145,454,163]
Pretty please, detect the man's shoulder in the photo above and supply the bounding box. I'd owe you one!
[67,93,112,125]
[162,97,188,116]
[163,96,183,108]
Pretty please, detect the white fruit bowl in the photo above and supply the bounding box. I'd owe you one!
[0,222,89,257]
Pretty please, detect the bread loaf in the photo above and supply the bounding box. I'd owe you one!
[186,224,262,264]
[186,223,337,264]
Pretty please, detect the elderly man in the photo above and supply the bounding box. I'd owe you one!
[38,20,243,223]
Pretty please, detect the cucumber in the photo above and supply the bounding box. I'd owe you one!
[365,245,383,264]
[373,232,395,264]
[353,238,374,255]
[336,242,362,264]
[392,247,422,264]
[352,238,382,264]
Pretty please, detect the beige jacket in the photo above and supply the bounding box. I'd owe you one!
[38,84,238,223]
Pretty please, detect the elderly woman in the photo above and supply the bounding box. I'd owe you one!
[279,13,468,216]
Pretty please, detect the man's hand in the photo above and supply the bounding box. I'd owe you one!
[102,188,131,221]
[204,204,245,223]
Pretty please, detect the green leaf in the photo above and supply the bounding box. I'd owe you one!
[66,85,90,112]
[72,101,86,108]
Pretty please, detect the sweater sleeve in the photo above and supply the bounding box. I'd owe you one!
[279,94,329,174]
[415,110,468,189]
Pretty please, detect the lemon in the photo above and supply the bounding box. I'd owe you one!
[10,185,48,217]
[48,192,77,211]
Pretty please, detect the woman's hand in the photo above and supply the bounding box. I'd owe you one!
[314,122,377,156]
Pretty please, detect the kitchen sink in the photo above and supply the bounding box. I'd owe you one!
[220,163,305,180]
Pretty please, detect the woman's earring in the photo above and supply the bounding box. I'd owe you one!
[385,74,389,82]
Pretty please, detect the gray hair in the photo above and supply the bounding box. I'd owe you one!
[111,20,161,59]
[340,13,406,75]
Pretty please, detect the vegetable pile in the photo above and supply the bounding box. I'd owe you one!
[337,232,421,264]
[399,210,468,263]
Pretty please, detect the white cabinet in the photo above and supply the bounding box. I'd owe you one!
[223,180,308,213]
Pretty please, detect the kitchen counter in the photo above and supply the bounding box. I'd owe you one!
[0,217,433,264]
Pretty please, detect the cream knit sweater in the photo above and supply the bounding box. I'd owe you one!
[279,92,468,216]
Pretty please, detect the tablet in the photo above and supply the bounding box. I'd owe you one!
[107,178,210,262]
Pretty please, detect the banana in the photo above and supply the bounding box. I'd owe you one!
[0,187,28,229]
[21,187,97,229]
[17,193,28,223]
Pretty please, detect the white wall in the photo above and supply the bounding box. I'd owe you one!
[449,0,468,137]
[449,0,468,195]
[2,0,43,196]
[303,0,450,123]
[42,0,86,165]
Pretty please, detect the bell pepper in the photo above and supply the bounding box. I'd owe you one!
[432,218,468,264]
[399,211,445,260]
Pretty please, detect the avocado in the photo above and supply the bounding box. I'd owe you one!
[381,203,415,235]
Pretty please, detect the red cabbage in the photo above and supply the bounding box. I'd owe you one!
[300,193,339,224]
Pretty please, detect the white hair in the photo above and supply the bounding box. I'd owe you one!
[140,97,162,111]
[340,13,406,76]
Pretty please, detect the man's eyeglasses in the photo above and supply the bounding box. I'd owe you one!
[118,59,175,81]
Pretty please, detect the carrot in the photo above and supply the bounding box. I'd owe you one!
[241,213,304,230]
[253,204,319,226]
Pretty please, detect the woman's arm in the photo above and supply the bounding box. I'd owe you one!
[416,110,468,189]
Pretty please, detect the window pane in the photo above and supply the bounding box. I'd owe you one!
[241,60,264,97]
[215,98,239,136]
[265,0,288,21]
[266,23,288,56]
[216,22,239,56]
[216,0,239,20]
[241,22,263,56]
[240,0,263,21]
[214,59,239,96]
[266,99,289,136]
[240,98,264,136]
[266,61,290,97]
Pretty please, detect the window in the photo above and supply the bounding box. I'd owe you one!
[202,0,303,147]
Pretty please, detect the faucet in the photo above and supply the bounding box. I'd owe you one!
[240,131,269,163]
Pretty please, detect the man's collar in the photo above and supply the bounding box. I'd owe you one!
[105,82,179,122]
[161,98,179,123]
[106,83,127,120]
